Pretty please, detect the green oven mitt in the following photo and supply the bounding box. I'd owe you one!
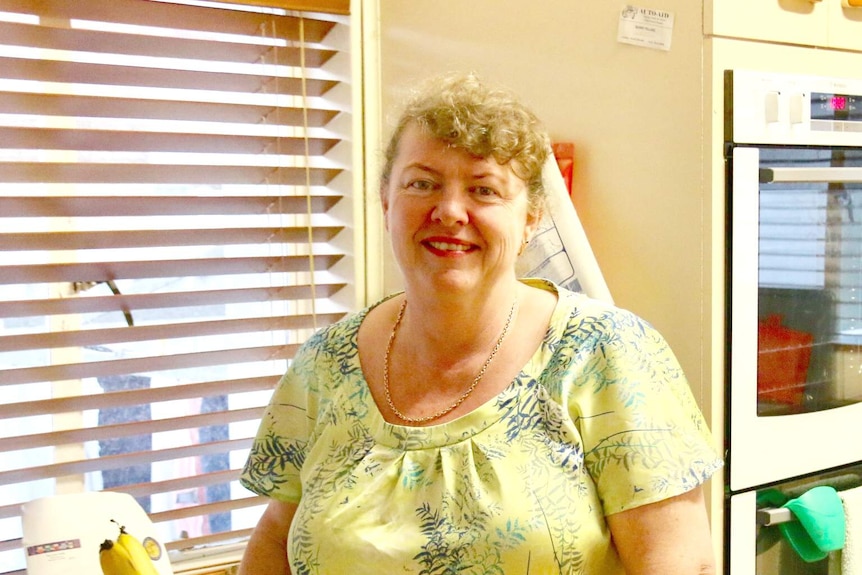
[779,485,846,562]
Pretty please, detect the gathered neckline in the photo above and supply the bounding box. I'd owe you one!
[353,278,567,449]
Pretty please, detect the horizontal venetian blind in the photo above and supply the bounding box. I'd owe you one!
[758,147,831,290]
[824,150,862,340]
[0,0,355,572]
[758,148,862,340]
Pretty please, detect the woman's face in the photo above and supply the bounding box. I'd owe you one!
[382,123,539,296]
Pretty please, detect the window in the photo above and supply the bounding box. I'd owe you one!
[0,0,357,572]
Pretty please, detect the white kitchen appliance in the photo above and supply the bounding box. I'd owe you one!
[725,68,862,575]
[21,492,173,575]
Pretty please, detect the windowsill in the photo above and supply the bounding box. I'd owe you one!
[170,541,245,575]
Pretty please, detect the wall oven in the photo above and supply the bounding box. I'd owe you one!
[725,69,862,575]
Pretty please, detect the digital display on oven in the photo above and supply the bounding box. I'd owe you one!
[811,92,862,121]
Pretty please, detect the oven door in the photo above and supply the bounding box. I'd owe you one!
[728,463,862,575]
[728,145,862,492]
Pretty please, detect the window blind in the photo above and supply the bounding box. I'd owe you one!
[0,0,355,572]
[826,150,862,340]
[758,148,862,340]
[758,147,831,289]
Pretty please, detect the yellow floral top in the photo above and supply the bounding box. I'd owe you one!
[240,279,722,575]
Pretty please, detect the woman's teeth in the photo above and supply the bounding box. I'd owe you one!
[428,241,470,251]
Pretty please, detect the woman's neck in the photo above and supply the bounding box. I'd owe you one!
[396,280,522,363]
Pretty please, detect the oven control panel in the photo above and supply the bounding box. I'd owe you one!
[727,69,862,146]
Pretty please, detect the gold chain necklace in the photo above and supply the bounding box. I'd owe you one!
[383,297,518,424]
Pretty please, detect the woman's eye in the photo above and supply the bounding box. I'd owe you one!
[473,186,498,197]
[407,179,434,191]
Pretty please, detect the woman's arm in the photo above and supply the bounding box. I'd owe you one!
[238,499,298,575]
[606,485,716,575]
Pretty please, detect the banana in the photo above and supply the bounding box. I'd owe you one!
[111,520,160,575]
[99,538,137,575]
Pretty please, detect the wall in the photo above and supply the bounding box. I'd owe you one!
[376,0,712,413]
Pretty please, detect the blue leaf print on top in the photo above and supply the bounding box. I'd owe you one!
[242,431,307,495]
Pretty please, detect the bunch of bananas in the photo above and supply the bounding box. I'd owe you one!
[99,520,160,575]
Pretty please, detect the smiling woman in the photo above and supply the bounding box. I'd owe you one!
[238,73,723,575]
[0,1,356,573]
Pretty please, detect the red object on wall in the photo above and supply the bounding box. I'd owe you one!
[552,142,574,195]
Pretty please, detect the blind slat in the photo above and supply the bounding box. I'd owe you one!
[0,57,340,98]
[113,469,242,501]
[152,496,266,525]
[0,227,343,251]
[1,195,341,216]
[0,469,244,522]
[1,312,343,353]
[0,127,340,156]
[0,254,344,284]
[0,90,340,125]
[0,542,22,556]
[218,0,349,15]
[0,164,342,185]
[1,407,265,453]
[0,0,341,40]
[0,283,346,319]
[0,376,278,419]
[1,343,302,386]
[0,21,338,68]
[0,438,253,486]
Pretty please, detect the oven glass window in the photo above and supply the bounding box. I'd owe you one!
[757,147,862,415]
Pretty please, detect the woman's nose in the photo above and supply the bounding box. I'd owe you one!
[430,189,469,225]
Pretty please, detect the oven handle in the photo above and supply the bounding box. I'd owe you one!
[756,507,793,526]
[760,167,862,183]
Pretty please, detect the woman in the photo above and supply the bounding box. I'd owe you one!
[238,73,723,575]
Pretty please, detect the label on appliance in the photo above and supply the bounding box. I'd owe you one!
[617,5,674,51]
[27,539,81,556]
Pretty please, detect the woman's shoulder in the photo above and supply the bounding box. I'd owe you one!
[296,293,401,361]
[522,278,636,322]
[521,278,659,352]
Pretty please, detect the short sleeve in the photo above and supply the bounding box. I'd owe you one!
[559,304,723,515]
[239,334,323,503]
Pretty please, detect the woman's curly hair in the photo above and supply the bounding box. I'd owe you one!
[380,73,551,215]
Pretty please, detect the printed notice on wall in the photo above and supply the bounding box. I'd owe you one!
[617,5,674,51]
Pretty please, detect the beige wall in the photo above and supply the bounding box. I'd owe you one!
[376,0,713,412]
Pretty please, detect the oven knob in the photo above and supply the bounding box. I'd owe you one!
[789,92,805,124]
[765,91,780,124]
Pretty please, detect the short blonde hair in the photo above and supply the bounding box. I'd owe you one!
[380,73,551,215]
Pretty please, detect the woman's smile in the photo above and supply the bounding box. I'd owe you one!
[422,237,477,255]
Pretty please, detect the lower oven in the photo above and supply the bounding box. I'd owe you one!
[729,463,862,575]
[725,69,862,574]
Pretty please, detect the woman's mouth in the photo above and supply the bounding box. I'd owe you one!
[427,241,470,251]
[423,239,476,254]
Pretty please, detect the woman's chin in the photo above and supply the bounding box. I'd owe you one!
[407,271,478,295]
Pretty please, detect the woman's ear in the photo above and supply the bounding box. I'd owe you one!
[381,187,390,232]
[519,208,542,255]
[524,207,543,241]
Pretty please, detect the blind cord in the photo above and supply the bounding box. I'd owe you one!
[299,16,318,330]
